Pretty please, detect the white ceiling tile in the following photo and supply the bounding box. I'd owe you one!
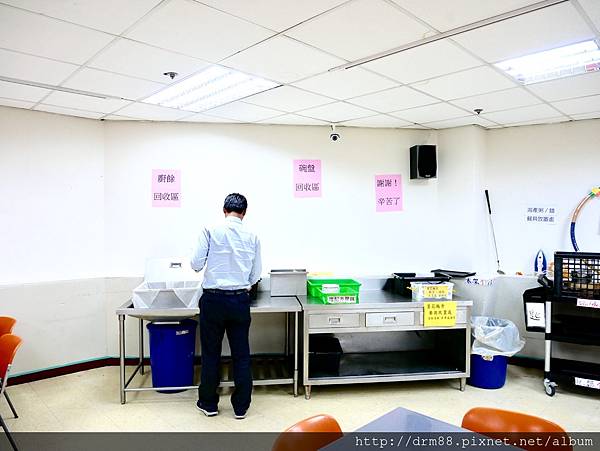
[88,39,209,84]
[450,87,541,113]
[197,0,348,32]
[204,101,283,122]
[551,95,600,116]
[0,80,50,102]
[222,35,343,83]
[126,0,273,62]
[1,0,163,35]
[570,111,600,120]
[391,102,468,123]
[452,3,594,63]
[423,115,496,129]
[63,68,164,100]
[0,48,78,85]
[411,66,517,100]
[341,114,412,128]
[481,104,563,124]
[178,113,240,123]
[243,86,333,112]
[363,40,482,83]
[0,5,113,64]
[286,0,432,61]
[391,0,543,32]
[114,102,190,120]
[292,67,397,100]
[0,98,35,109]
[34,104,104,119]
[42,91,132,114]
[527,72,600,102]
[347,86,438,113]
[299,102,374,122]
[578,0,600,30]
[258,114,328,125]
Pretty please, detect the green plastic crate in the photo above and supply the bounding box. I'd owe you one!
[307,279,361,304]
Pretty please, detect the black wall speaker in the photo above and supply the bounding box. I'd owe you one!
[410,145,437,179]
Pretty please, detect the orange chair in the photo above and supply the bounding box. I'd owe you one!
[462,407,570,451]
[272,414,343,451]
[0,317,16,337]
[0,334,23,451]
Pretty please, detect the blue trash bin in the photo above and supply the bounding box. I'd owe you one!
[468,354,508,389]
[146,319,197,393]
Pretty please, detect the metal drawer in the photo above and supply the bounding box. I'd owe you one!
[366,312,414,327]
[309,313,360,329]
[419,308,468,325]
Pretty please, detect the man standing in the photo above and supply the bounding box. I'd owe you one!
[191,193,262,419]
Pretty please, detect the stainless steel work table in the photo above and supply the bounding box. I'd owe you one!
[298,290,473,399]
[116,292,301,404]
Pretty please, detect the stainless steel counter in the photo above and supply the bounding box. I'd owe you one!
[300,289,473,399]
[116,291,301,404]
[298,290,472,311]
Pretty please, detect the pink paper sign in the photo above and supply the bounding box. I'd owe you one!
[294,160,321,198]
[375,174,403,212]
[152,169,181,207]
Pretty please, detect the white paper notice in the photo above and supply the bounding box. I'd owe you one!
[525,205,556,225]
[577,298,600,309]
[525,303,546,329]
[575,377,600,390]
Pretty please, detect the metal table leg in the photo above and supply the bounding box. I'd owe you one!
[304,385,311,400]
[139,318,145,375]
[119,314,126,405]
[285,312,290,356]
[460,378,466,391]
[293,312,298,397]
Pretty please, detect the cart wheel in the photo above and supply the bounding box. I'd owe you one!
[545,383,556,397]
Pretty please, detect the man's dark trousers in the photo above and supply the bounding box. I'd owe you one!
[198,290,252,415]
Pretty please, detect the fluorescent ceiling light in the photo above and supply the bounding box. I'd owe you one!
[495,40,600,85]
[144,66,279,112]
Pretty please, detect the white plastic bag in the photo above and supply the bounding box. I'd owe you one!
[471,316,525,357]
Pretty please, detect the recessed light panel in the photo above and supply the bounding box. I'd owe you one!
[144,66,279,112]
[495,40,600,85]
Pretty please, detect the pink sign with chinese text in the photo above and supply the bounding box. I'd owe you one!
[294,160,321,198]
[375,174,403,212]
[152,169,181,207]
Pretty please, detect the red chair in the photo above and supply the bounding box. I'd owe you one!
[0,317,16,337]
[0,319,19,419]
[462,407,570,451]
[272,414,343,451]
[0,334,23,451]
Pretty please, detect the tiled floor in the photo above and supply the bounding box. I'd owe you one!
[2,365,599,432]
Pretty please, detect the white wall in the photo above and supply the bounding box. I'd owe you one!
[485,120,600,273]
[0,106,105,284]
[104,121,445,277]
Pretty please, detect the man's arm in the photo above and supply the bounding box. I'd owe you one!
[190,228,210,272]
[249,237,262,285]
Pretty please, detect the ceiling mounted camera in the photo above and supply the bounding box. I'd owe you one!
[330,124,340,142]
[163,71,178,80]
[474,108,483,115]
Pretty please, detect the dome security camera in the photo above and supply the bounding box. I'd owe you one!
[330,124,340,142]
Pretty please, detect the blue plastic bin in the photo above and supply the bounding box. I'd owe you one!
[146,319,197,393]
[468,354,508,389]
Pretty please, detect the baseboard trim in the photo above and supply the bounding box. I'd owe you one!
[8,358,150,386]
[509,355,544,369]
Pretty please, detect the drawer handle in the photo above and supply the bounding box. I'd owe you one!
[383,316,396,324]
[328,317,341,324]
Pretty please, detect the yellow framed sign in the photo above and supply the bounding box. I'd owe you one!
[423,301,457,327]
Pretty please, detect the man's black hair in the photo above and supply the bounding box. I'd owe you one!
[223,193,248,214]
